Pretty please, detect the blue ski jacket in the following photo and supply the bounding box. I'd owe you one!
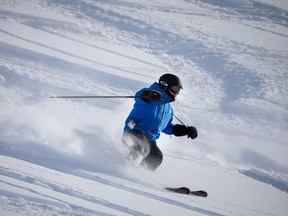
[124,82,174,142]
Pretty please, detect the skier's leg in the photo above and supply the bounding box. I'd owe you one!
[140,142,163,171]
[122,130,150,159]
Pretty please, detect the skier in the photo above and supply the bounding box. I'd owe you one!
[122,74,198,171]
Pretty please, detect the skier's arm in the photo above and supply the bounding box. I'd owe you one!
[162,113,174,135]
[162,122,174,135]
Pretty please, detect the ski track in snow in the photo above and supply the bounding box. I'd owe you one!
[0,0,288,215]
[2,155,287,216]
[0,156,226,216]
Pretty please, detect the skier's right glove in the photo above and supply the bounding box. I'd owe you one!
[141,90,162,103]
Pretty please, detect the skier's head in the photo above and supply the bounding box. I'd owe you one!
[159,73,182,101]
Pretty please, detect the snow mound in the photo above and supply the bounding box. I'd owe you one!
[240,168,288,193]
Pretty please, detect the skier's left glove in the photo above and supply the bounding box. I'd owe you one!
[187,126,198,139]
[173,124,198,139]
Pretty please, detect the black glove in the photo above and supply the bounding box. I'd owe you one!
[141,90,162,103]
[187,126,198,139]
[173,124,198,139]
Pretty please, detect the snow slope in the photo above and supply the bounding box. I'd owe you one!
[0,0,288,215]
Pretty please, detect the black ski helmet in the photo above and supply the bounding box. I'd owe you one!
[159,73,183,89]
[159,74,182,101]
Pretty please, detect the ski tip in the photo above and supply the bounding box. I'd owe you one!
[190,190,208,197]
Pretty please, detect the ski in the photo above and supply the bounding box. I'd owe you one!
[165,187,208,197]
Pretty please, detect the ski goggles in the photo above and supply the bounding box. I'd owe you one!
[169,85,181,94]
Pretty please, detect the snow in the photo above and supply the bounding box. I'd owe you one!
[0,0,288,215]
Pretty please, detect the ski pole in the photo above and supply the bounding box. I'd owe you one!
[50,95,186,125]
[49,95,142,99]
[174,114,186,126]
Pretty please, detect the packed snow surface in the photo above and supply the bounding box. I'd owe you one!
[0,0,287,215]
